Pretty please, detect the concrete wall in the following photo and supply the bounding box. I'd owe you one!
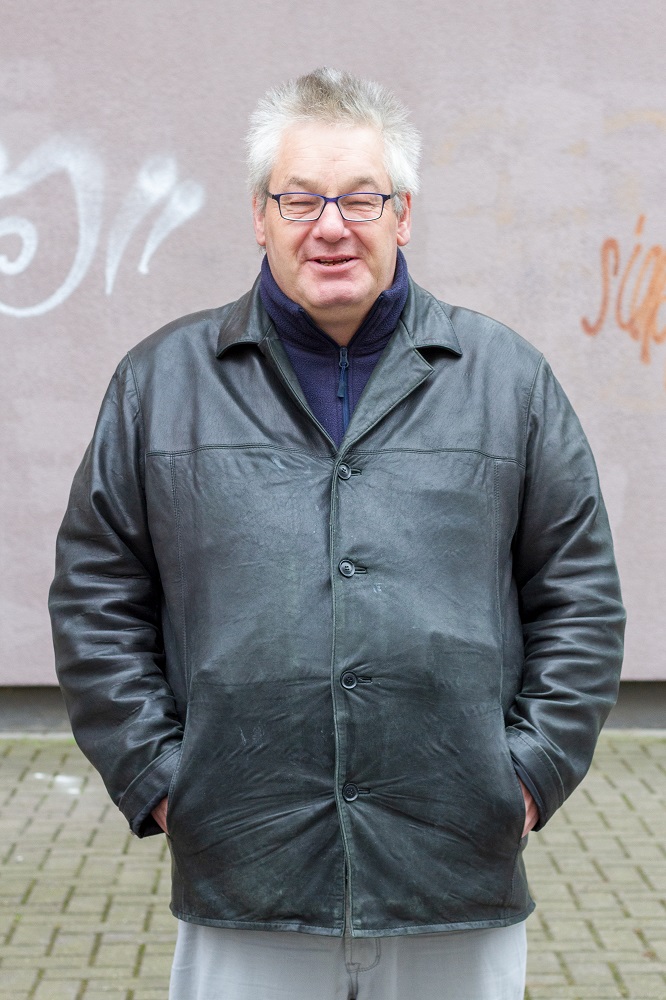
[2,0,664,683]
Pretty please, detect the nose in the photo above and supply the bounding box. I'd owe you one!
[312,200,348,241]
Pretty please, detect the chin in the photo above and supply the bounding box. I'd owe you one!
[306,282,373,312]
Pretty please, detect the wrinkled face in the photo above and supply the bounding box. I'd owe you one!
[253,123,411,337]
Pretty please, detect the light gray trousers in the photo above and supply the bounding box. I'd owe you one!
[169,919,527,1000]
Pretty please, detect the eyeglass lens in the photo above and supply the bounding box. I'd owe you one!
[278,193,386,221]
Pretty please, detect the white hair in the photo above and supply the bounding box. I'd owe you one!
[247,67,421,217]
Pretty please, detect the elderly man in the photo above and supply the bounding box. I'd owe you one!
[50,69,625,1000]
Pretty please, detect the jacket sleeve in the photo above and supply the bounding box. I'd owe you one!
[505,356,625,830]
[48,355,182,837]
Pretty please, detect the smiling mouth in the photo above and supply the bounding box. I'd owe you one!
[312,256,355,266]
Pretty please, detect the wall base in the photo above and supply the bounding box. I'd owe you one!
[0,687,71,733]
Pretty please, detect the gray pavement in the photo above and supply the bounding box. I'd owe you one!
[1,731,665,1000]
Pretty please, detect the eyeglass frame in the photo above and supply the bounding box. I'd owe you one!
[268,191,395,222]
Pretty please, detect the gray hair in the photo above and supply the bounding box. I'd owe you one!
[247,68,421,217]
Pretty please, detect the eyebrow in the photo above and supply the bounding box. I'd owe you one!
[284,176,385,192]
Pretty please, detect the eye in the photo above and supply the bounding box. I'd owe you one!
[338,194,384,218]
[281,195,320,208]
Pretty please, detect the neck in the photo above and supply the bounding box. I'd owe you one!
[307,307,371,346]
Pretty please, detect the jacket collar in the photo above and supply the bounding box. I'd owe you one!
[400,278,462,355]
[215,274,462,359]
[215,276,268,357]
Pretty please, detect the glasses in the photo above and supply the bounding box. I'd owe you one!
[269,191,393,222]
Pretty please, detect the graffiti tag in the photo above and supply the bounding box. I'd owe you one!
[582,215,666,383]
[0,135,205,317]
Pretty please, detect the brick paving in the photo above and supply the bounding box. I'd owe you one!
[0,731,664,999]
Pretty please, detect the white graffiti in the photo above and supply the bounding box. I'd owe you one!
[0,136,103,317]
[0,136,205,317]
[105,155,205,295]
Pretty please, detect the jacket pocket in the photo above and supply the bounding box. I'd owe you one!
[163,719,192,840]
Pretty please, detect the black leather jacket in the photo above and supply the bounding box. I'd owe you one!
[49,277,625,936]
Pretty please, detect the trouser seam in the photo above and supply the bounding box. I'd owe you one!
[356,938,381,974]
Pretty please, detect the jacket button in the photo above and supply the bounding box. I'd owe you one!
[342,782,359,802]
[341,671,357,690]
[339,559,355,577]
[338,464,352,480]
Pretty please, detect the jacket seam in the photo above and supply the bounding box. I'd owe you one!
[126,352,144,427]
[126,352,148,490]
[494,461,504,705]
[173,911,342,935]
[169,454,188,690]
[147,444,329,458]
[507,839,526,914]
[522,354,545,470]
[351,447,525,467]
[147,445,525,465]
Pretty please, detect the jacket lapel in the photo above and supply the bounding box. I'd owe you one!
[262,334,338,449]
[337,321,434,452]
[338,280,463,452]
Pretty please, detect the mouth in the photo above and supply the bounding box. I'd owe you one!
[310,256,356,267]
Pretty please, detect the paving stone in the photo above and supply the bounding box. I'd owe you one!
[92,941,141,970]
[616,974,666,997]
[31,982,84,1000]
[83,993,132,1000]
[0,967,40,991]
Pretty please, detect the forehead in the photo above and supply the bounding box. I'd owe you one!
[271,123,390,191]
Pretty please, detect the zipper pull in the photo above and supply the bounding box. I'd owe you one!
[337,347,349,399]
[338,347,350,434]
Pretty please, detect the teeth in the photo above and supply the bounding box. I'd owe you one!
[318,258,351,265]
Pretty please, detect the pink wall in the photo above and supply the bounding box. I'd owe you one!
[2,1,664,682]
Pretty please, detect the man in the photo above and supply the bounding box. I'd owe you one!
[49,69,625,1000]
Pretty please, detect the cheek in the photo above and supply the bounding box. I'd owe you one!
[272,229,304,260]
[367,237,395,274]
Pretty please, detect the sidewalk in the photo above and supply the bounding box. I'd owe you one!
[1,731,664,1000]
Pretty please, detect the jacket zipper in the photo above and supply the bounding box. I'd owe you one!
[337,347,350,435]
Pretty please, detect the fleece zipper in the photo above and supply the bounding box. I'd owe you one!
[337,347,350,436]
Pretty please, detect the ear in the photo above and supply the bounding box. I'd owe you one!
[396,192,412,247]
[252,195,267,247]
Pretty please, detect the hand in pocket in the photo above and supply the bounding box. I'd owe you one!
[518,780,538,837]
[152,796,169,833]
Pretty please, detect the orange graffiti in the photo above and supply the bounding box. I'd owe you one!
[582,215,666,381]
